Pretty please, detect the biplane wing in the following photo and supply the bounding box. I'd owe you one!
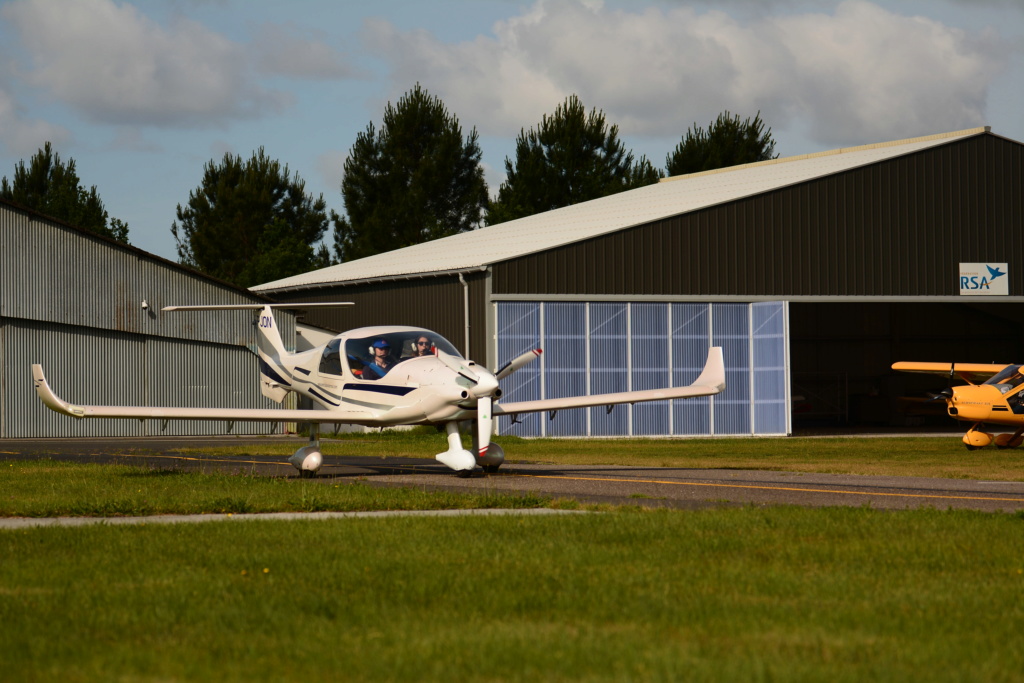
[891,361,1011,385]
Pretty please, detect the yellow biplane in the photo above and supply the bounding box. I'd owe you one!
[892,361,1024,449]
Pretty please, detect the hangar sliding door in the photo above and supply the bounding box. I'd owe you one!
[495,301,789,437]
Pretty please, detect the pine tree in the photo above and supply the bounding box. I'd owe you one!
[332,84,488,262]
[1,142,130,243]
[172,148,331,287]
[486,95,661,225]
[666,111,778,177]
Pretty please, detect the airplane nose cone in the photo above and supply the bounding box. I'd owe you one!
[950,386,997,421]
[471,371,499,399]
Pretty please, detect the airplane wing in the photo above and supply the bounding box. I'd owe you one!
[494,347,725,416]
[31,365,378,423]
[891,361,1011,384]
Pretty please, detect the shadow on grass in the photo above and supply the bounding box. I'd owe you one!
[119,468,188,478]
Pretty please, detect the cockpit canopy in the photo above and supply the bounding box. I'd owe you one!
[318,329,462,378]
[983,364,1024,394]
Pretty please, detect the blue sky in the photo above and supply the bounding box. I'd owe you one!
[1,0,1021,262]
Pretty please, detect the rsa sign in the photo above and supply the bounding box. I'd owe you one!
[959,263,1008,296]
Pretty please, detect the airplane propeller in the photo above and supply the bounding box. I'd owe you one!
[434,348,480,383]
[437,347,542,474]
[925,363,956,402]
[476,395,493,459]
[494,348,542,381]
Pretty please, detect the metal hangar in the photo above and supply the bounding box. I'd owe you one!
[0,197,297,438]
[253,127,1024,435]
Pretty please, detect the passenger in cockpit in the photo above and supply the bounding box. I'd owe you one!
[362,340,396,380]
[410,335,433,357]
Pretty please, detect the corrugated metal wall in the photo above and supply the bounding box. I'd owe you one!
[1,205,289,347]
[1,200,295,438]
[495,301,789,437]
[492,134,1024,297]
[2,320,279,437]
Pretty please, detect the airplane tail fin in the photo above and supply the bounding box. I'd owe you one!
[255,306,293,403]
[163,302,353,405]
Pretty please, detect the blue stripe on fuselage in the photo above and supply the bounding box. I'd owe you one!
[344,383,415,396]
[259,360,291,386]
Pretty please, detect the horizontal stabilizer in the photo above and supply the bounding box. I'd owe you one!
[163,302,354,312]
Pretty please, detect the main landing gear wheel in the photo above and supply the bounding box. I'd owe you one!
[456,468,477,479]
[994,431,1024,449]
[482,464,501,474]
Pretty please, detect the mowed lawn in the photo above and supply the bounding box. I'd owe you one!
[2,508,1023,682]
[2,436,1024,681]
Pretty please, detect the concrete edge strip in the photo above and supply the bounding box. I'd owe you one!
[0,508,589,530]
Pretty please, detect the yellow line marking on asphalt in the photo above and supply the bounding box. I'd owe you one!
[80,454,1024,504]
[502,472,1024,503]
[111,453,293,468]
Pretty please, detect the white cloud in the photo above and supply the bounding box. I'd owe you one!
[0,85,70,156]
[1,0,290,127]
[252,23,356,80]
[367,0,1009,147]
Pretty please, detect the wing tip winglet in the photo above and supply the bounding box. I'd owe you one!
[31,365,84,418]
[693,347,726,394]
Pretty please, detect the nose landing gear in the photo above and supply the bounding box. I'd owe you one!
[289,424,323,477]
[963,424,1024,450]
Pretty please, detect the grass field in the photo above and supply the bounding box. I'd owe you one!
[0,460,553,518]
[2,507,1023,682]
[3,436,1023,681]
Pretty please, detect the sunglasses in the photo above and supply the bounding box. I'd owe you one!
[417,341,431,346]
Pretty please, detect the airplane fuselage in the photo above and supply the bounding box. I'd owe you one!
[261,325,497,427]
[893,361,1024,450]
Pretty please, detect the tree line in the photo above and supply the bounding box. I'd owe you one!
[2,85,777,288]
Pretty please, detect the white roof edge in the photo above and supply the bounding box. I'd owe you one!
[252,265,487,292]
[659,126,991,183]
[254,126,997,293]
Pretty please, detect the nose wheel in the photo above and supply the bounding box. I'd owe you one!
[963,423,993,450]
[289,424,323,477]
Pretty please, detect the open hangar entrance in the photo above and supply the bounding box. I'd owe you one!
[788,301,1024,429]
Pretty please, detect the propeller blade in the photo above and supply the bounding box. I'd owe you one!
[495,348,543,381]
[435,349,480,383]
[476,395,493,459]
[925,388,954,402]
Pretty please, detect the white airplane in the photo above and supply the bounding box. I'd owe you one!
[32,303,726,477]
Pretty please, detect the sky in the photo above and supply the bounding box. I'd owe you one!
[1,0,1021,262]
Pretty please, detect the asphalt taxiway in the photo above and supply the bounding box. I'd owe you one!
[2,436,1023,513]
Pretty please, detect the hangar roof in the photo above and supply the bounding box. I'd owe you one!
[253,127,990,293]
